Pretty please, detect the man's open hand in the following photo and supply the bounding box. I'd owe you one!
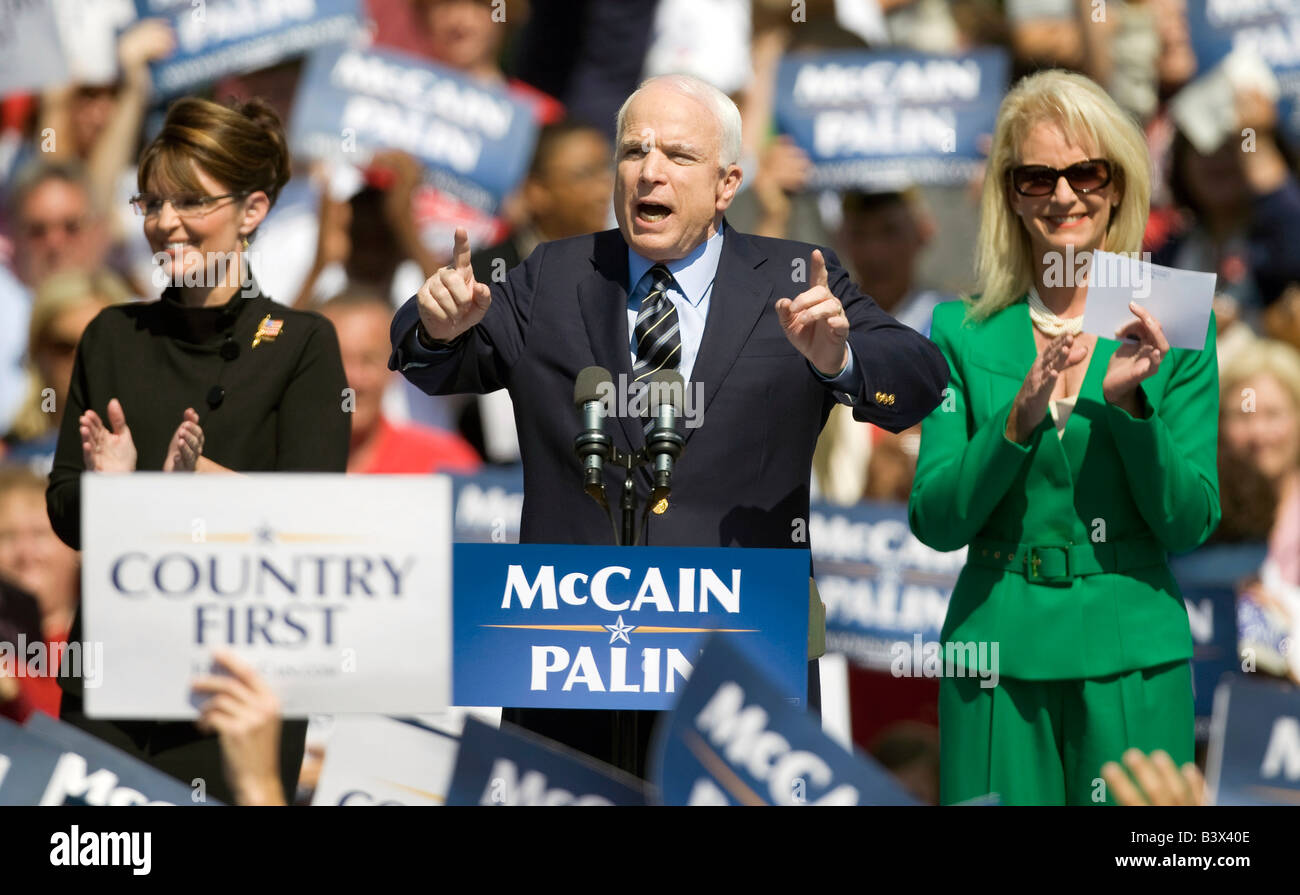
[776,249,849,376]
[416,227,492,343]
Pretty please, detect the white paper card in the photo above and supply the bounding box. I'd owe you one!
[82,474,452,718]
[1081,251,1216,351]
[312,715,460,806]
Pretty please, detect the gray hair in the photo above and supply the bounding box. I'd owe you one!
[615,74,742,168]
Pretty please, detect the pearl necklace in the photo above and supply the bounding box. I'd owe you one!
[1027,286,1083,337]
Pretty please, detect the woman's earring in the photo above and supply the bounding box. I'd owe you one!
[241,236,250,250]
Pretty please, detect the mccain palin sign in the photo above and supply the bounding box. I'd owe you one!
[133,0,364,96]
[1185,0,1300,140]
[774,48,1010,191]
[812,500,964,670]
[290,43,539,213]
[453,543,809,711]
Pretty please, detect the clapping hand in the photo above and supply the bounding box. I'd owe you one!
[776,250,850,377]
[1006,333,1089,444]
[80,398,137,473]
[162,408,204,472]
[1103,302,1168,416]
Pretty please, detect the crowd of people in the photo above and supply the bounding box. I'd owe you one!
[0,0,1295,807]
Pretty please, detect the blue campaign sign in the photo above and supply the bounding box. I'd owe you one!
[774,48,1010,190]
[812,500,964,670]
[1206,674,1300,805]
[453,543,809,710]
[0,714,216,805]
[290,44,540,213]
[450,467,524,543]
[1171,545,1259,738]
[1185,0,1300,139]
[133,0,364,96]
[445,717,646,805]
[649,635,921,805]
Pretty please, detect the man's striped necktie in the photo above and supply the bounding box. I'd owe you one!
[632,263,681,382]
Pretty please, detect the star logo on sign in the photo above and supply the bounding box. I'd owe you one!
[255,523,275,544]
[605,615,636,645]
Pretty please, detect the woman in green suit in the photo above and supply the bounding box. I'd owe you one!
[909,70,1220,806]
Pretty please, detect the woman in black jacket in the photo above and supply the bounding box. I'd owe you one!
[47,96,349,805]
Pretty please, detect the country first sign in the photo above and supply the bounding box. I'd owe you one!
[453,544,810,710]
[81,474,452,718]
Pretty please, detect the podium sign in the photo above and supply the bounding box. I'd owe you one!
[453,544,809,710]
[81,474,452,718]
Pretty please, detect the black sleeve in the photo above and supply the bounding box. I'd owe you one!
[46,316,97,550]
[275,316,350,472]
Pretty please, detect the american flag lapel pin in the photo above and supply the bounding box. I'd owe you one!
[252,315,283,349]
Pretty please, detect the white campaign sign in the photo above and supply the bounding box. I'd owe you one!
[312,714,461,806]
[81,474,452,718]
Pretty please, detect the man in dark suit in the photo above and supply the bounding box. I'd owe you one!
[389,74,950,772]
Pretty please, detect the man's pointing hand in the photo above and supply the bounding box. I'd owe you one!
[416,227,492,343]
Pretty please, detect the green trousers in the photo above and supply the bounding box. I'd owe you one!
[939,660,1194,806]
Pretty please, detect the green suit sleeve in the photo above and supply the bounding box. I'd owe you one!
[908,305,1038,552]
[1103,314,1220,553]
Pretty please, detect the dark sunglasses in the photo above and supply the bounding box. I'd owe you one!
[1007,159,1113,197]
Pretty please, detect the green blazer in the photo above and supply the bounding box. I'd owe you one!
[908,298,1220,680]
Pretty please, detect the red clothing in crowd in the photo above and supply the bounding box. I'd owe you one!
[355,417,483,475]
[0,629,67,722]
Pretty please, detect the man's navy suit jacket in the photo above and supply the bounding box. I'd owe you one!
[389,224,950,550]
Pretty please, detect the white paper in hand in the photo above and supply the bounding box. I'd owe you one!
[1081,251,1216,351]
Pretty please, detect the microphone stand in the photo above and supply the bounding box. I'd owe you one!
[572,372,685,778]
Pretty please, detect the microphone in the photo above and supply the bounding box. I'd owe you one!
[573,366,613,510]
[645,369,686,513]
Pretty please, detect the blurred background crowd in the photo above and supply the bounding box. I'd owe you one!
[1,0,1298,806]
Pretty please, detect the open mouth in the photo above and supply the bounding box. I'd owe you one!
[636,201,672,223]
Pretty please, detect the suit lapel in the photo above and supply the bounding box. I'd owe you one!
[578,229,642,452]
[685,226,772,447]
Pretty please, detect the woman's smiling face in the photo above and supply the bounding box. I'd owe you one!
[1008,121,1120,268]
[142,163,250,288]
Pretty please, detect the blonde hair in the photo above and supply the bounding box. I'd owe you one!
[7,270,131,442]
[968,70,1151,321]
[1220,339,1300,420]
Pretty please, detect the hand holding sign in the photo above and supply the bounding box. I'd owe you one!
[193,649,286,806]
[417,227,492,344]
[1101,748,1206,807]
[1102,301,1169,416]
[777,250,850,376]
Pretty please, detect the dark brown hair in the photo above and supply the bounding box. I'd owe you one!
[137,96,291,212]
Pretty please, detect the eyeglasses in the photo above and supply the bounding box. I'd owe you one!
[1007,159,1113,197]
[130,192,245,218]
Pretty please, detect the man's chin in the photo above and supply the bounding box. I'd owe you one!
[622,230,676,261]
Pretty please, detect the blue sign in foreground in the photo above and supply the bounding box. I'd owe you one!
[650,635,920,805]
[446,717,646,806]
[1,714,216,805]
[453,543,809,710]
[1207,674,1300,806]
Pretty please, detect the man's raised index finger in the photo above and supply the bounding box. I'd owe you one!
[810,249,828,289]
[453,227,473,279]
